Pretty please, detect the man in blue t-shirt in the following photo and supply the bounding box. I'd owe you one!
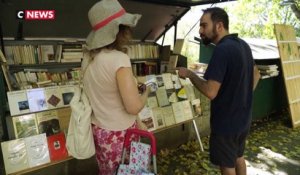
[178,7,260,175]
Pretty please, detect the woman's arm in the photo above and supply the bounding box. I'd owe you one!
[117,67,150,115]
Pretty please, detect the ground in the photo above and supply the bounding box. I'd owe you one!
[157,111,300,175]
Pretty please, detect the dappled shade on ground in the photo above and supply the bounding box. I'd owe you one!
[157,111,300,175]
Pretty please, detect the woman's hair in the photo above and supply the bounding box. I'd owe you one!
[87,25,132,59]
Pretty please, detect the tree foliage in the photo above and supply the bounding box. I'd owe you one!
[226,0,300,39]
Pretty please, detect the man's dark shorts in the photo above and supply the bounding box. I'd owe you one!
[209,129,249,168]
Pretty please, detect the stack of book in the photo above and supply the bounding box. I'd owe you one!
[257,64,279,79]
[60,44,83,63]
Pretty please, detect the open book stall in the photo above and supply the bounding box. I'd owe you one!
[0,0,236,174]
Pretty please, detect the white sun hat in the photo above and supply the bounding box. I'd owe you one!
[86,0,141,50]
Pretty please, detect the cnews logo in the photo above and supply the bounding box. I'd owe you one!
[17,10,55,20]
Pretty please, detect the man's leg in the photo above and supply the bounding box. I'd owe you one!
[220,167,236,175]
[235,156,246,175]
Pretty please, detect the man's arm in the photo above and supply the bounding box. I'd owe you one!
[178,67,221,100]
[253,65,260,90]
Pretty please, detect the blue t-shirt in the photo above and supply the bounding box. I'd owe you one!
[204,34,254,135]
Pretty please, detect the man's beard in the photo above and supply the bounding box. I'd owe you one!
[201,25,218,45]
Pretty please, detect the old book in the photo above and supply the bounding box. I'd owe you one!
[147,95,158,108]
[173,39,185,54]
[26,88,48,112]
[181,100,194,120]
[44,86,63,109]
[172,101,186,123]
[166,89,178,103]
[39,45,55,63]
[184,84,196,101]
[7,90,30,116]
[162,73,174,89]
[162,106,175,126]
[0,49,7,62]
[167,55,178,73]
[36,110,61,137]
[138,107,155,131]
[1,138,29,174]
[151,107,166,129]
[56,107,71,133]
[12,113,39,139]
[1,64,13,91]
[60,85,75,106]
[24,133,50,167]
[47,132,68,161]
[156,87,169,107]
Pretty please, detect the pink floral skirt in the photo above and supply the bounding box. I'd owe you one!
[92,123,138,175]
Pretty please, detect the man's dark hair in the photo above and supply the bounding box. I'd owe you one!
[203,7,229,31]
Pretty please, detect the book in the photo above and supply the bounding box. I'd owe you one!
[39,45,55,63]
[156,87,169,107]
[7,90,30,116]
[162,73,174,89]
[24,133,50,167]
[60,85,75,106]
[172,101,186,123]
[138,107,155,131]
[1,138,29,174]
[147,95,158,108]
[184,84,196,101]
[151,107,166,129]
[12,113,39,139]
[56,107,72,133]
[36,110,61,137]
[47,132,68,161]
[167,55,178,73]
[162,106,175,126]
[1,64,13,91]
[44,86,63,109]
[26,88,48,112]
[172,100,193,123]
[173,39,185,54]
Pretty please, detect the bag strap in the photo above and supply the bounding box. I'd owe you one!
[79,52,92,87]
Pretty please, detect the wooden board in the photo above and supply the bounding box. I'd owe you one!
[274,24,300,128]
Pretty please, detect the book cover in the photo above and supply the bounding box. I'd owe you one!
[24,133,50,167]
[184,84,196,101]
[7,90,30,116]
[26,88,48,112]
[44,86,63,109]
[36,110,61,137]
[172,101,186,124]
[56,107,72,133]
[146,95,158,108]
[47,132,68,161]
[162,106,175,126]
[138,107,155,131]
[1,138,29,174]
[151,107,166,129]
[181,100,194,120]
[12,113,39,139]
[60,85,75,106]
[173,39,185,55]
[162,73,174,89]
[39,45,55,63]
[156,87,169,107]
[167,55,178,73]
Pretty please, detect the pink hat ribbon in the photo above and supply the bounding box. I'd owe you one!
[92,9,126,31]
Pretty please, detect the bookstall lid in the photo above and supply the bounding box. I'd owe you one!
[0,0,234,42]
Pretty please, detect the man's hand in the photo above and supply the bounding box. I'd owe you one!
[177,67,192,79]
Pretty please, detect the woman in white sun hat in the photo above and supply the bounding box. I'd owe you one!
[83,0,151,174]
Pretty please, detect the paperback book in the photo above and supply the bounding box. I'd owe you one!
[36,110,61,137]
[24,133,50,167]
[26,88,48,112]
[12,113,39,139]
[7,90,30,116]
[47,132,68,161]
[1,138,29,174]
